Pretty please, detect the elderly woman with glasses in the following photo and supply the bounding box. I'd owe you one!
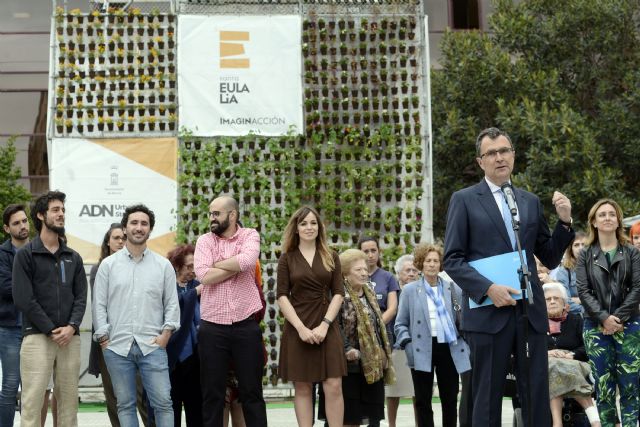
[319,249,394,427]
[167,244,203,427]
[543,282,600,427]
[385,255,419,427]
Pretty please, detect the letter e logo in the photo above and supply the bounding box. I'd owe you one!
[220,31,250,69]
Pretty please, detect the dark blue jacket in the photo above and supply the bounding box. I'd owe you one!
[444,179,574,334]
[167,279,200,370]
[0,239,20,327]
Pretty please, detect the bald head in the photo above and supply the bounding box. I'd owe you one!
[211,195,239,212]
[208,196,240,237]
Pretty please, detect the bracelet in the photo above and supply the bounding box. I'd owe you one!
[322,317,332,326]
[559,217,573,228]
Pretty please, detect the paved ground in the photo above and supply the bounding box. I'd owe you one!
[14,400,517,426]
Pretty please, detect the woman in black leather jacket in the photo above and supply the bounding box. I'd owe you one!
[576,198,640,427]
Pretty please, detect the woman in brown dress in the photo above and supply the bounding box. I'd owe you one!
[277,206,346,427]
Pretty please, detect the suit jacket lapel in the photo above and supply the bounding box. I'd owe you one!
[476,180,513,249]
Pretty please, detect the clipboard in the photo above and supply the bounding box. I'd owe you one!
[468,250,526,308]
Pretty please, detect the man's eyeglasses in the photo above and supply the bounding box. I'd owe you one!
[208,210,232,218]
[479,147,514,160]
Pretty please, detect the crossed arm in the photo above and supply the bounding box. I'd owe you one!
[194,230,261,286]
[199,256,241,286]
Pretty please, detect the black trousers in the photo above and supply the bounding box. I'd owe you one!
[466,306,550,427]
[458,331,474,427]
[199,318,267,427]
[170,353,203,427]
[410,339,459,427]
[458,370,473,427]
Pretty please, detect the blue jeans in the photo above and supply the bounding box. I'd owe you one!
[104,342,173,427]
[0,326,21,426]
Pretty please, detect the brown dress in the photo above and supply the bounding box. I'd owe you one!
[277,249,347,382]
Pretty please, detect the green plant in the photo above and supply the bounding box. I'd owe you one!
[0,138,33,210]
[177,124,424,269]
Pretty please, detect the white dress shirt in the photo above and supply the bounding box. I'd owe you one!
[485,177,520,221]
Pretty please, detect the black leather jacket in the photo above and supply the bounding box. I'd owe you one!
[576,243,640,323]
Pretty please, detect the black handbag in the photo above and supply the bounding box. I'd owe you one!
[448,282,463,330]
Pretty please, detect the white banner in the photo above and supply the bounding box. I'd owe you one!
[178,15,303,136]
[49,138,178,263]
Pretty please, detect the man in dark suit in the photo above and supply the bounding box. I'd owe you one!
[443,127,574,426]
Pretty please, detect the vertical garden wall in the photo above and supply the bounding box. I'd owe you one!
[52,5,177,136]
[49,0,430,387]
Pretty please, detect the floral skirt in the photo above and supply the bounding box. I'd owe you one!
[548,357,593,399]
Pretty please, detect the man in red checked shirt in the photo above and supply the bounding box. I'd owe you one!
[194,195,267,427]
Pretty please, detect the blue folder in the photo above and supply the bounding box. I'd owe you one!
[468,250,526,309]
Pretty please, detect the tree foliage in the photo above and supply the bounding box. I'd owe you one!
[432,0,640,237]
[0,138,32,215]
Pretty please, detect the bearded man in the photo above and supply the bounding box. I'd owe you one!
[13,191,87,427]
[194,195,266,427]
[93,204,180,427]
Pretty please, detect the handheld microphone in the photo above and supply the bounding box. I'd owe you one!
[500,183,518,216]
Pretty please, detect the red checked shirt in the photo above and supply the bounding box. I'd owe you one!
[194,226,262,324]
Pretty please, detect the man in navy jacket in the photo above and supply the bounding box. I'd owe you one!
[444,128,574,426]
[0,204,29,426]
